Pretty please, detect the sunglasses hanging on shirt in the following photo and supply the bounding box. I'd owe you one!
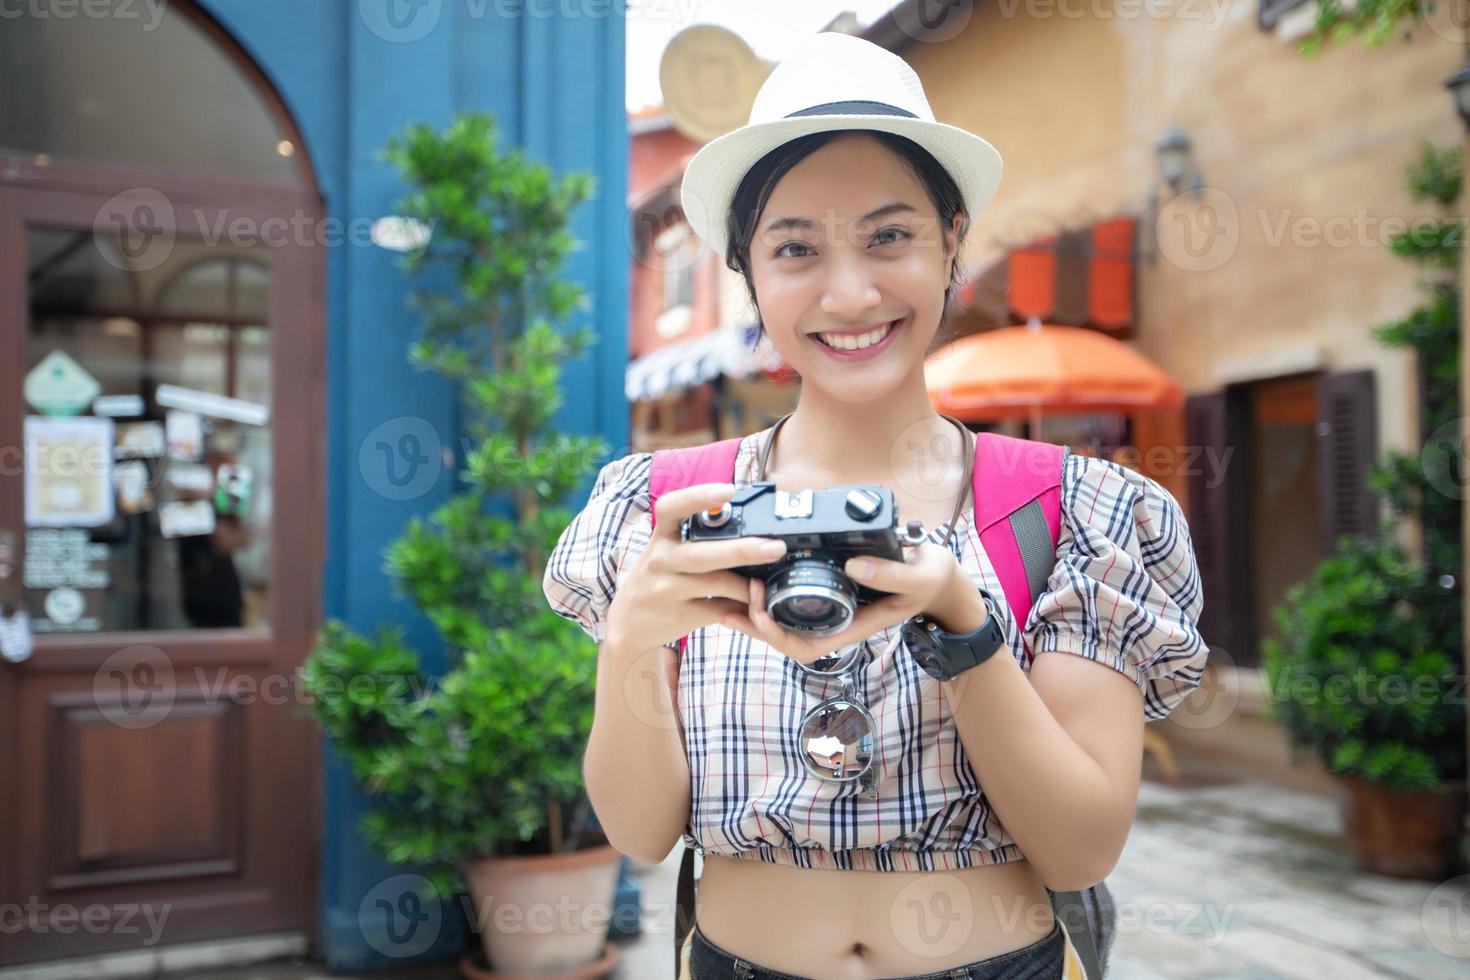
[794,630,906,797]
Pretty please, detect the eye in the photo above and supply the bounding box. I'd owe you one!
[774,241,814,259]
[873,226,912,247]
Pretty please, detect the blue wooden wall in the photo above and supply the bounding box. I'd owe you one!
[198,1,628,968]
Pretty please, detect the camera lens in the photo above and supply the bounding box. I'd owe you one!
[766,558,857,637]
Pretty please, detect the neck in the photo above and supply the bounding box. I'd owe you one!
[770,361,959,484]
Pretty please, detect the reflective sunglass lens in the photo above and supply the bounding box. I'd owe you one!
[799,698,874,780]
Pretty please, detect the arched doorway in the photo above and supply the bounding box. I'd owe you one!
[0,2,325,965]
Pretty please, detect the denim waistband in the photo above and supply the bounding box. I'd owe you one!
[688,918,1066,980]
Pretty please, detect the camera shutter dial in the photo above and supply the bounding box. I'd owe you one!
[696,502,733,528]
[844,488,883,521]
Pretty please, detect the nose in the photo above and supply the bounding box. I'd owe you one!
[819,251,882,321]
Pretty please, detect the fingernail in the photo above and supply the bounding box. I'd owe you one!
[847,559,873,580]
[760,540,786,557]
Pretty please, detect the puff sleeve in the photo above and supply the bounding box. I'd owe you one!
[1023,452,1209,721]
[542,452,655,644]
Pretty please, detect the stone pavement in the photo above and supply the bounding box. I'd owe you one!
[1101,777,1470,979]
[607,774,1470,980]
[167,775,1470,979]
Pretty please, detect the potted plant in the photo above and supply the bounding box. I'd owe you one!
[1263,140,1466,880]
[300,112,621,977]
[1264,537,1466,877]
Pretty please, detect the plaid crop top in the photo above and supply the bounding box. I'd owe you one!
[542,430,1209,872]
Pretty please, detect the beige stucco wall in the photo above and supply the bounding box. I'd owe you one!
[904,1,1463,458]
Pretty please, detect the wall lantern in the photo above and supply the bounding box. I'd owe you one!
[1141,124,1205,264]
[1445,62,1470,131]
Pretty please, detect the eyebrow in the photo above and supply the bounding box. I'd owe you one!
[762,202,918,235]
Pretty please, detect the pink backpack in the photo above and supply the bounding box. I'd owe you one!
[645,430,1113,980]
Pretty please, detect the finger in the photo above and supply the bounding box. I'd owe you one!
[719,609,758,638]
[843,555,922,595]
[837,596,915,642]
[746,578,781,636]
[678,598,751,642]
[794,596,912,655]
[743,581,840,664]
[694,597,748,625]
[676,571,751,604]
[653,482,738,539]
[666,536,787,574]
[717,599,783,648]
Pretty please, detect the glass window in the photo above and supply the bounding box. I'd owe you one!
[0,6,301,183]
[23,229,273,633]
[658,223,697,312]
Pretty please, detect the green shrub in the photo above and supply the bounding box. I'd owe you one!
[1263,537,1465,792]
[299,112,607,897]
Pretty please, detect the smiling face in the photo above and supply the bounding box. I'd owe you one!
[746,132,963,405]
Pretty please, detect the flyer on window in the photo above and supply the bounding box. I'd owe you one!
[166,410,205,461]
[24,416,115,528]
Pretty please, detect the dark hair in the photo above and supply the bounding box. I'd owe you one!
[723,129,971,350]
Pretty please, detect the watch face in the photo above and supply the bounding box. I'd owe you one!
[902,621,948,679]
[916,650,947,679]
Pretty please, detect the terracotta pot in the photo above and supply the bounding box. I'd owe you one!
[457,944,619,980]
[1337,774,1468,879]
[462,843,622,977]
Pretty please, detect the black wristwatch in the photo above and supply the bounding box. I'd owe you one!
[901,588,1006,681]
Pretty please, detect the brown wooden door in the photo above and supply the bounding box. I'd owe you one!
[1185,390,1247,664]
[0,162,326,965]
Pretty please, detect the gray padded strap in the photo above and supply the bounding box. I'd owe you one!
[1008,497,1055,603]
[1050,888,1107,980]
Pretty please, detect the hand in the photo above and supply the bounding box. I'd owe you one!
[603,483,789,653]
[720,542,974,667]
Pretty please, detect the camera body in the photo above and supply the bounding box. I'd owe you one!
[681,482,922,637]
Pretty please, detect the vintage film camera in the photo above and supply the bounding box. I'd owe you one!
[681,482,927,638]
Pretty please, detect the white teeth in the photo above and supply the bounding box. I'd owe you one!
[816,320,895,351]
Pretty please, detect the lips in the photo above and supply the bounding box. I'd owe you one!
[809,318,904,362]
[814,320,897,351]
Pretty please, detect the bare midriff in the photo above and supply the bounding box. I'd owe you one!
[694,852,1057,978]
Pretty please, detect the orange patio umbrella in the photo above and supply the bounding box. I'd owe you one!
[925,320,1184,429]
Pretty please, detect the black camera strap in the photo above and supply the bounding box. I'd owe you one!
[755,411,975,548]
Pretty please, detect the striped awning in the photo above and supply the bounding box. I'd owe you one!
[625,323,785,402]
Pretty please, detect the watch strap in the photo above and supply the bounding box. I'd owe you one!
[906,589,1006,680]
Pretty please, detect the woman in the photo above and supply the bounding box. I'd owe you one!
[544,33,1208,980]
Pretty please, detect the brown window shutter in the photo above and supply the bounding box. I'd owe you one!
[1316,369,1379,554]
[1185,392,1242,659]
[1052,228,1090,325]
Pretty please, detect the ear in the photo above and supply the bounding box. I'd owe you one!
[943,212,968,286]
[943,211,967,263]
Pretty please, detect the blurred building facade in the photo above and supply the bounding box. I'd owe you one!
[626,107,797,450]
[0,0,626,971]
[861,0,1462,789]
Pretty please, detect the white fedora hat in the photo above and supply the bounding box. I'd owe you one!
[679,32,1003,263]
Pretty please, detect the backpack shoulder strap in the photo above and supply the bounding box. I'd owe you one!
[647,438,743,655]
[972,435,1106,978]
[648,438,741,980]
[971,433,1066,656]
[648,438,743,531]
